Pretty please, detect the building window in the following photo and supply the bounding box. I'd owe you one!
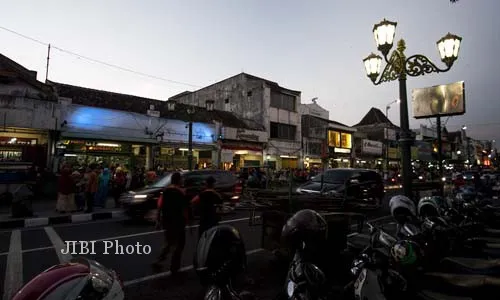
[270,122,296,140]
[224,98,229,104]
[270,90,296,111]
[328,130,352,149]
[308,142,322,155]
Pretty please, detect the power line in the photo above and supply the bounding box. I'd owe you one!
[0,25,201,88]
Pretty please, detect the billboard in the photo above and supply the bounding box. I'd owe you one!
[412,81,465,119]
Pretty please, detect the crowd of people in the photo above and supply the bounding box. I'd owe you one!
[55,164,161,213]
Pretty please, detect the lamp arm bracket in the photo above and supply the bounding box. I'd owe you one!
[405,54,451,77]
[373,51,403,85]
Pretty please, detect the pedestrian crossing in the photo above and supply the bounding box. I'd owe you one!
[0,215,263,300]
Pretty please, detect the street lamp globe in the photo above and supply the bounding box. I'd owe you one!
[363,53,382,83]
[167,101,176,111]
[373,19,397,56]
[437,33,462,67]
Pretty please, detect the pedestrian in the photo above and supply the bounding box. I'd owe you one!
[191,176,222,239]
[95,168,111,208]
[152,172,190,274]
[56,168,76,213]
[85,165,98,213]
[112,167,126,208]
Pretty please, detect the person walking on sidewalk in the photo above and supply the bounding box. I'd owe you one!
[95,168,111,208]
[152,172,190,274]
[85,165,98,213]
[191,176,222,239]
[112,167,126,208]
[56,168,77,213]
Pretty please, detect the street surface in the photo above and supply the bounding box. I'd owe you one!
[0,191,400,299]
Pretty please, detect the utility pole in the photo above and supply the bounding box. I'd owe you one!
[45,44,51,83]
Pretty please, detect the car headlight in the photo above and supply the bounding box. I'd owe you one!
[296,188,302,193]
[133,194,149,202]
[287,280,296,297]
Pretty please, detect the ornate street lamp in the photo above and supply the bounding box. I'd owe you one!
[363,19,462,199]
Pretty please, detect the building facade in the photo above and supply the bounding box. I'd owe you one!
[299,100,329,169]
[0,54,59,169]
[169,73,301,170]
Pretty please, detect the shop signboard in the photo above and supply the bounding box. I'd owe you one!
[222,127,267,143]
[416,141,433,161]
[361,139,383,156]
[388,148,399,159]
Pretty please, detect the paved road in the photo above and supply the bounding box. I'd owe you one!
[0,190,404,299]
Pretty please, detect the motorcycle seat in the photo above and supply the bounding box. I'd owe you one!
[418,290,472,300]
[423,272,500,289]
[440,257,500,274]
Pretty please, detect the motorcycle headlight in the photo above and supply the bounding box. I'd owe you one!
[295,187,302,193]
[287,280,296,297]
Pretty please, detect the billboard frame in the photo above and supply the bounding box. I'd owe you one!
[412,81,465,120]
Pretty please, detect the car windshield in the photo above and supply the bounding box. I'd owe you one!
[150,173,172,188]
[312,170,352,183]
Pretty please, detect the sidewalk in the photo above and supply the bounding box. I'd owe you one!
[0,196,124,230]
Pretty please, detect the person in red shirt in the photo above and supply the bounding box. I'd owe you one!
[191,176,222,238]
[152,172,190,274]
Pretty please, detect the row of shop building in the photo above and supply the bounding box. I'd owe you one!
[0,53,494,172]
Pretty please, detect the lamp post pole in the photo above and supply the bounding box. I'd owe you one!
[188,121,193,171]
[363,19,462,200]
[167,100,214,171]
[436,116,444,195]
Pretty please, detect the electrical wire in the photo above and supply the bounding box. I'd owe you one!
[0,25,201,88]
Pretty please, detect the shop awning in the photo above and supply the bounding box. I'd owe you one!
[221,140,263,152]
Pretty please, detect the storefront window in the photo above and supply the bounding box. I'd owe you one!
[328,131,341,147]
[341,133,352,149]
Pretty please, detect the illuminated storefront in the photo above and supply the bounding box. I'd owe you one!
[354,139,384,169]
[219,127,266,170]
[58,140,146,168]
[327,129,353,168]
[0,129,48,167]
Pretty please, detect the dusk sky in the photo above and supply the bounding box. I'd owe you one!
[1,0,498,143]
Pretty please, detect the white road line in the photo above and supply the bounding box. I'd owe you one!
[44,227,73,263]
[0,216,259,256]
[122,248,264,287]
[2,230,23,300]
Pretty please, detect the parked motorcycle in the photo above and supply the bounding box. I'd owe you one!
[194,224,253,300]
[349,219,500,300]
[11,257,124,300]
[280,209,331,300]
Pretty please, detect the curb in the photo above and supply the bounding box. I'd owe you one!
[0,210,126,230]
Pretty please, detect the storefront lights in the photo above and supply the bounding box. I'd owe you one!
[96,143,120,147]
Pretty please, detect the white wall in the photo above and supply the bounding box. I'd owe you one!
[0,95,58,130]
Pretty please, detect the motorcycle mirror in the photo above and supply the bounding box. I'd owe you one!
[401,223,420,237]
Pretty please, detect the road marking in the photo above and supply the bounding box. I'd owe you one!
[2,230,23,300]
[44,227,73,263]
[25,217,49,228]
[0,216,259,256]
[122,248,264,287]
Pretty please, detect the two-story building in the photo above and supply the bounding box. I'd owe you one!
[0,53,59,169]
[169,73,301,170]
[50,82,265,171]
